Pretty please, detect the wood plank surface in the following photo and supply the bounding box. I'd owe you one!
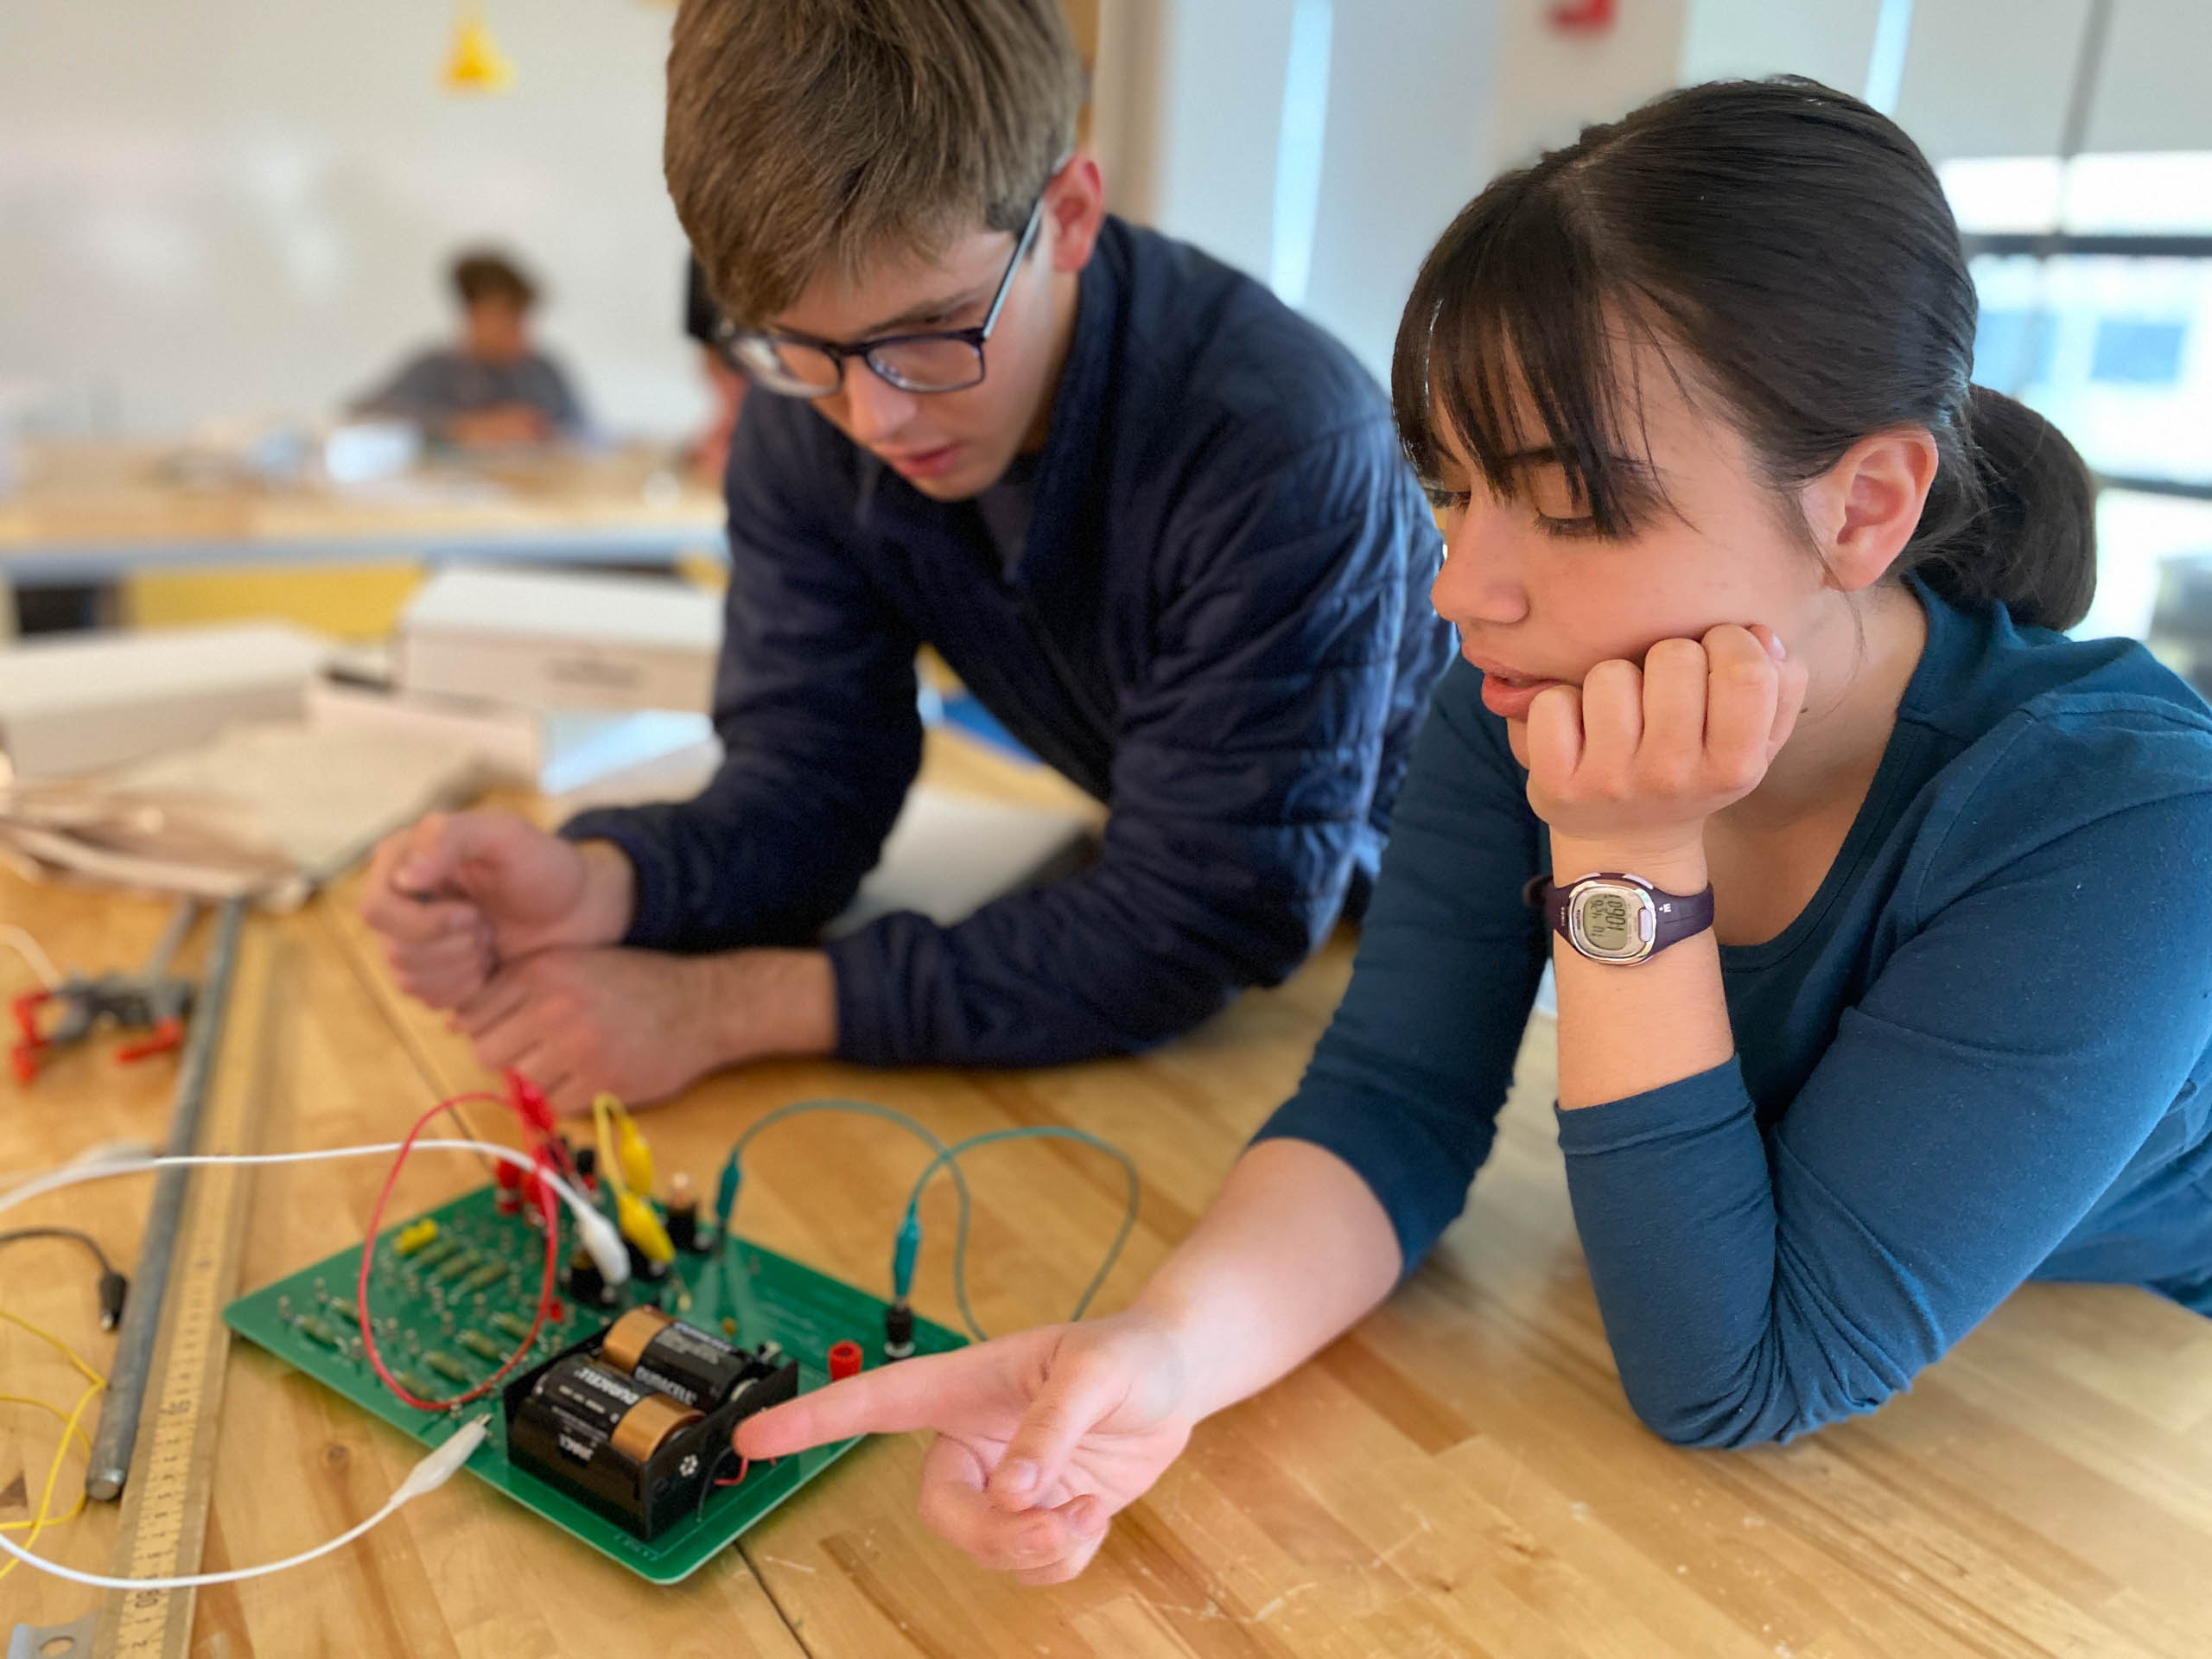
[0,884,801,1655]
[7,728,2212,1656]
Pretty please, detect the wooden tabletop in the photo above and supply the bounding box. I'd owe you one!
[0,440,726,582]
[5,731,2212,1656]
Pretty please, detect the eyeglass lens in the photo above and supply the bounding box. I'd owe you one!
[737,332,987,395]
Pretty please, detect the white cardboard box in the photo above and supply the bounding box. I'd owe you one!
[544,735,1098,937]
[827,788,1096,936]
[308,679,715,797]
[0,620,329,781]
[396,566,724,713]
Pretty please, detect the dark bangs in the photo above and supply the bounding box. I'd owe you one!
[1392,79,2093,626]
[1391,168,1666,537]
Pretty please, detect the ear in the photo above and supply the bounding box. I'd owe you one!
[1045,153,1108,275]
[1802,425,1939,593]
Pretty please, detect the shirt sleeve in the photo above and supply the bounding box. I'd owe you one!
[530,355,587,433]
[349,352,447,423]
[1250,658,1551,1256]
[825,424,1451,1066]
[559,404,923,951]
[1557,707,2212,1447]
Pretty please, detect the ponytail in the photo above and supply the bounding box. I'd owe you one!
[1908,386,2097,632]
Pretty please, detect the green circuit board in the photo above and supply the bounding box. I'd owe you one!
[224,1184,964,1584]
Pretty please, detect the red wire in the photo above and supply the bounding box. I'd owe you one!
[356,1090,563,1412]
[505,1071,582,1178]
[715,1456,751,1488]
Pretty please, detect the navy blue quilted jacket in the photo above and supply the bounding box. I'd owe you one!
[563,218,1452,1065]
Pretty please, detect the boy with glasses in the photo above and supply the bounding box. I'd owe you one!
[360,0,1452,1110]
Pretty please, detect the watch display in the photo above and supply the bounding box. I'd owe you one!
[1568,882,1657,962]
[1530,871,1715,965]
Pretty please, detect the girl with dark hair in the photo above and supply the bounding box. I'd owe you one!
[732,79,2212,1582]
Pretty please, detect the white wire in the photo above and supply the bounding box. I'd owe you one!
[0,1492,391,1590]
[0,1140,596,1231]
[0,1416,490,1590]
[1,922,61,988]
[0,1135,599,1591]
[0,1138,157,1196]
[0,1141,631,1290]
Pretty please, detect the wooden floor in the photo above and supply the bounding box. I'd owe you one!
[6,734,2212,1656]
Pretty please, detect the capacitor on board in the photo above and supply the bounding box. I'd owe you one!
[664,1171,702,1253]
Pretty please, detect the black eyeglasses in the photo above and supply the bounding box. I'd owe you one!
[715,193,1046,397]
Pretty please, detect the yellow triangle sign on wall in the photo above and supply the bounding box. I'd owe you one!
[444,10,514,93]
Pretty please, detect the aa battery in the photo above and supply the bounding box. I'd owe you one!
[517,1353,702,1467]
[598,1306,752,1410]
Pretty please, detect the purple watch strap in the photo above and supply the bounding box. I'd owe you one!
[1524,872,1716,957]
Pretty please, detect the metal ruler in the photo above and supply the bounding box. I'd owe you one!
[93,906,270,1659]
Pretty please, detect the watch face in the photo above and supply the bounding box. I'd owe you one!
[1582,892,1635,952]
[1568,881,1656,962]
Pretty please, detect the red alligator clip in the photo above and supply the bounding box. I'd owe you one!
[10,990,52,1084]
[115,1016,186,1065]
[505,1069,556,1139]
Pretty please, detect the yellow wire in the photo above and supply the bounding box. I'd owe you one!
[0,1308,104,1389]
[0,1393,88,1433]
[591,1094,624,1199]
[0,1307,108,1580]
[588,1094,673,1264]
[0,1377,100,1573]
[0,1395,92,1535]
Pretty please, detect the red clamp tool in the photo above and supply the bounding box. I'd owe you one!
[11,899,200,1085]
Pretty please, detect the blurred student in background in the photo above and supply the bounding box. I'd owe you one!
[353,250,588,447]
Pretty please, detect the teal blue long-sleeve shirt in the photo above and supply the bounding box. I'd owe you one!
[1255,576,2212,1446]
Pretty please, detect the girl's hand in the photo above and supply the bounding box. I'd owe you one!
[1510,624,1809,862]
[735,1312,1199,1585]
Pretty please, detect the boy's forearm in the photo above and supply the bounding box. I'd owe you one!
[572,839,641,947]
[699,947,839,1065]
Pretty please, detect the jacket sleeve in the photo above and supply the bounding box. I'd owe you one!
[1250,659,1551,1259]
[1556,708,2212,1446]
[559,404,923,950]
[350,352,443,423]
[825,424,1446,1065]
[533,355,588,433]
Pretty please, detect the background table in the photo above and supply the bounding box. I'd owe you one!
[5,731,2212,1656]
[0,439,727,637]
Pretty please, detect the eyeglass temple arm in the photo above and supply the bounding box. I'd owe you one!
[978,195,1049,338]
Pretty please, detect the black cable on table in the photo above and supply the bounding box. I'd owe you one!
[0,1228,130,1330]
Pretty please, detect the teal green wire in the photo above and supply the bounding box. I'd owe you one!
[718,1103,1141,1345]
[905,1127,1142,1340]
[715,1098,974,1306]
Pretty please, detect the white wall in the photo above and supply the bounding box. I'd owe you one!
[2083,0,2212,153]
[1116,0,1297,284]
[1484,0,1691,169]
[1100,0,1700,383]
[1894,0,2096,158]
[1680,0,1888,99]
[1299,0,1500,385]
[1090,0,2212,390]
[0,0,702,440]
[1892,0,2212,160]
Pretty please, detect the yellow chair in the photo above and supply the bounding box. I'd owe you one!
[123,563,428,641]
